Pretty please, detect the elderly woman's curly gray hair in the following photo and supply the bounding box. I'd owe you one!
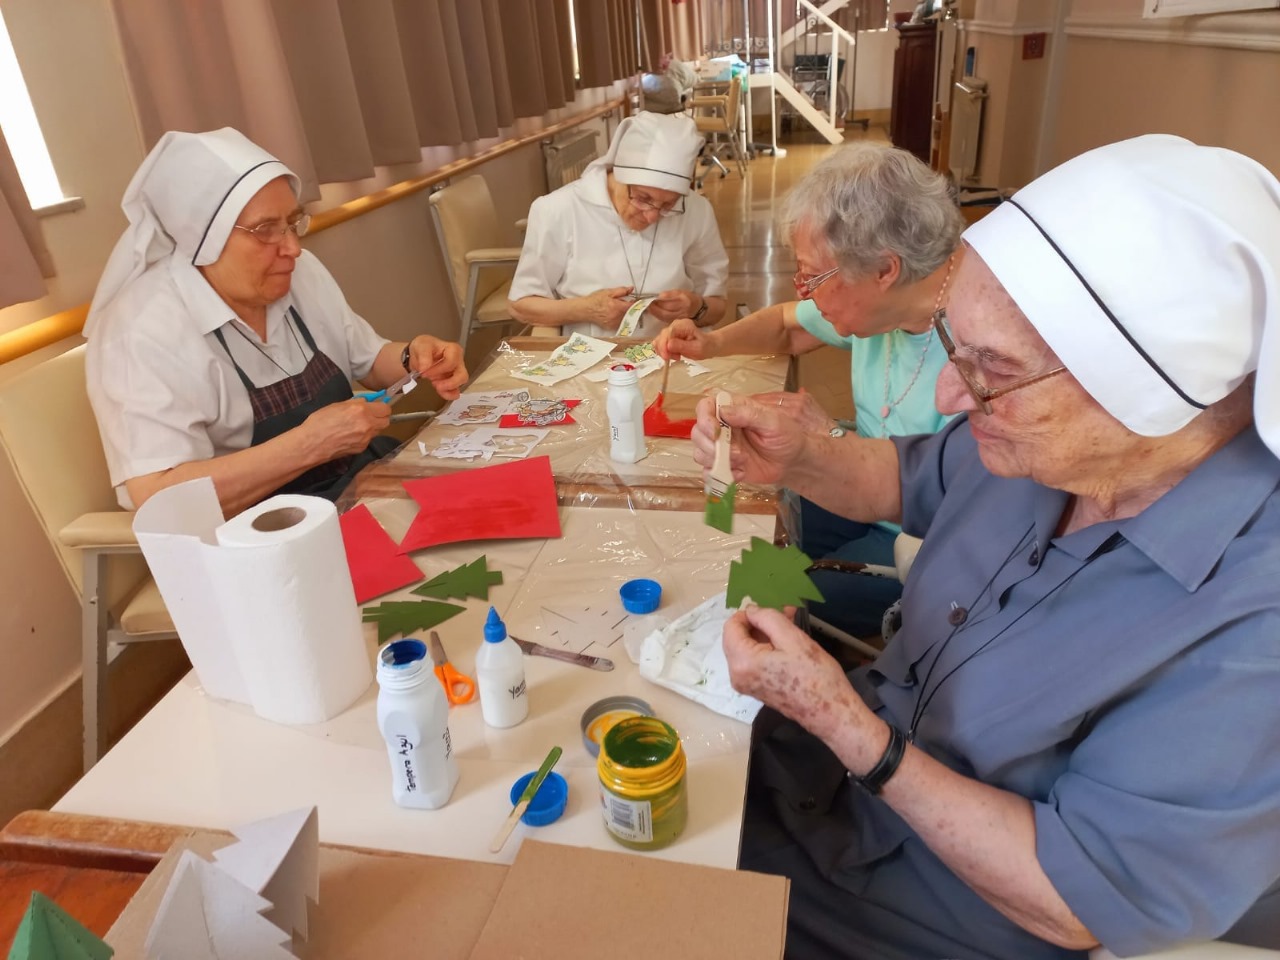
[781,143,962,286]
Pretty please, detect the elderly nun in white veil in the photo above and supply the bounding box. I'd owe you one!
[691,135,1280,960]
[85,127,466,515]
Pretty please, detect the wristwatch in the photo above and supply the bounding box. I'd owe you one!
[691,298,710,326]
[400,342,413,372]
[829,423,847,438]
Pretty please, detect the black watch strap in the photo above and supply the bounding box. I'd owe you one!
[849,723,907,795]
[691,298,709,325]
[400,343,412,372]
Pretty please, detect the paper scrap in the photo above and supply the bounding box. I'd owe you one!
[398,456,562,552]
[413,557,503,601]
[7,892,114,960]
[512,333,614,386]
[585,342,664,382]
[421,427,550,462]
[436,390,530,426]
[212,807,319,940]
[726,537,824,609]
[338,504,424,604]
[616,296,658,337]
[362,599,466,644]
[497,398,580,428]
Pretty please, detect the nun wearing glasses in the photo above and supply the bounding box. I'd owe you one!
[509,110,729,338]
[86,127,467,515]
[694,136,1280,959]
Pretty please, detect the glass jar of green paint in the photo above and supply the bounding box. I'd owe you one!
[597,716,688,850]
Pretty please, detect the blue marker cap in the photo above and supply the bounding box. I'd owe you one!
[484,606,506,644]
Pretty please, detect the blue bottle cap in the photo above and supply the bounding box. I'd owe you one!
[484,605,507,643]
[508,770,568,826]
[619,578,662,615]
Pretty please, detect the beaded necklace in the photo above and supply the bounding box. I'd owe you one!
[877,254,955,435]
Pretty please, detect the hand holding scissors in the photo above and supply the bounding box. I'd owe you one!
[428,631,475,706]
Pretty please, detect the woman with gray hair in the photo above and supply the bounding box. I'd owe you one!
[693,135,1280,958]
[656,142,964,638]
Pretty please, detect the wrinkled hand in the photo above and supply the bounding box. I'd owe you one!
[654,317,714,361]
[646,288,699,324]
[724,604,869,742]
[753,388,836,435]
[691,391,810,486]
[583,286,634,329]
[408,335,468,400]
[302,397,391,461]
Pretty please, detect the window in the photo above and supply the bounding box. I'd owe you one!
[0,8,64,208]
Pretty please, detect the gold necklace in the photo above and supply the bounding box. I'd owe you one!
[878,254,955,432]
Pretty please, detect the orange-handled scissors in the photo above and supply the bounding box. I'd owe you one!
[428,631,475,705]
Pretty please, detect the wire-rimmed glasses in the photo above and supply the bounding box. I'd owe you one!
[792,265,840,299]
[626,186,685,218]
[934,308,1068,414]
[234,213,312,245]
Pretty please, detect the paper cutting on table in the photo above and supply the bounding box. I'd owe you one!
[362,599,465,644]
[421,428,549,462]
[584,341,664,381]
[398,455,562,552]
[8,892,113,960]
[726,537,824,610]
[511,333,614,386]
[498,398,581,428]
[212,807,319,939]
[338,504,423,603]
[413,556,504,601]
[616,296,658,337]
[435,389,530,426]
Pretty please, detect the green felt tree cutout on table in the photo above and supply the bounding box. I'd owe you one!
[726,537,825,610]
[7,891,113,960]
[362,599,465,645]
[411,556,503,601]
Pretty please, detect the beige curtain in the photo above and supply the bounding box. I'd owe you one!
[109,0,596,194]
[0,130,53,310]
[575,0,631,89]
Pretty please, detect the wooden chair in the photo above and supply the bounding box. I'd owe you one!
[0,345,175,771]
[690,77,747,185]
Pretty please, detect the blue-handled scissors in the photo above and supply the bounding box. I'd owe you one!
[359,370,418,405]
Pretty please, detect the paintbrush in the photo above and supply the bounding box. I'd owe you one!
[704,390,737,533]
[490,745,562,854]
[659,356,672,399]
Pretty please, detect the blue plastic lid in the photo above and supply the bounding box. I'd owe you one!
[508,770,568,826]
[619,578,662,615]
[484,605,507,644]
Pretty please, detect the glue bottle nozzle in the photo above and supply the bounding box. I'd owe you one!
[484,606,507,644]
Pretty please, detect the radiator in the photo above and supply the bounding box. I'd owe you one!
[542,130,600,192]
[949,78,987,183]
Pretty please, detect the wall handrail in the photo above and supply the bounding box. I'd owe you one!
[0,96,625,367]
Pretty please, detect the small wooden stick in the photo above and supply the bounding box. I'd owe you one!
[659,357,672,397]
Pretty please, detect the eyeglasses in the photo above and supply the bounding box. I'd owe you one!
[626,186,684,218]
[792,265,840,298]
[933,308,1068,415]
[234,213,311,245]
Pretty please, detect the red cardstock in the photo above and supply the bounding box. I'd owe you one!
[398,455,562,553]
[498,398,582,428]
[339,504,424,604]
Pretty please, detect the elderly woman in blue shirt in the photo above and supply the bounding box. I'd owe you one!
[694,136,1280,959]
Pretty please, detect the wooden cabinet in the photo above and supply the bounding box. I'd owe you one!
[890,22,937,165]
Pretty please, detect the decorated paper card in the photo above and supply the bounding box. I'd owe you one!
[498,398,581,428]
[362,599,465,644]
[413,557,503,601]
[420,434,494,462]
[421,428,549,462]
[212,806,319,939]
[615,296,658,337]
[726,537,824,610]
[435,390,530,426]
[7,892,113,960]
[511,333,614,386]
[398,455,562,552]
[338,504,423,603]
[585,342,664,381]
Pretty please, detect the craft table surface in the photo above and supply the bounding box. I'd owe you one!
[349,336,790,510]
[54,503,775,870]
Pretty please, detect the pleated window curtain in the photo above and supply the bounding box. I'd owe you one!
[638,0,705,68]
[0,129,54,310]
[109,0,596,198]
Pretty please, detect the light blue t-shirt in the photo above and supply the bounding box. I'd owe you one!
[794,299,953,441]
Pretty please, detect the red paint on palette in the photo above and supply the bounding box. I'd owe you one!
[338,503,424,603]
[643,392,696,439]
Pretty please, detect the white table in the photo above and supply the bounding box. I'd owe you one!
[57,502,774,869]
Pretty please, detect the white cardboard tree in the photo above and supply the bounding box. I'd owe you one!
[212,806,319,939]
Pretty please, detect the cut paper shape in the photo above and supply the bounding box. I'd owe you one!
[362,600,465,645]
[498,398,581,428]
[144,851,293,960]
[212,807,319,940]
[398,455,562,553]
[422,428,549,462]
[436,390,530,426]
[412,557,504,601]
[512,333,614,386]
[726,537,824,610]
[338,504,424,604]
[584,341,664,382]
[8,892,113,960]
[616,296,658,337]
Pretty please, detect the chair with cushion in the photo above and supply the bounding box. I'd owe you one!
[0,344,176,771]
[689,76,747,185]
[428,175,526,354]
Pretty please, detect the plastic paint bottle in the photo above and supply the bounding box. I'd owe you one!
[598,716,688,850]
[606,363,648,464]
[375,638,459,809]
[476,606,529,728]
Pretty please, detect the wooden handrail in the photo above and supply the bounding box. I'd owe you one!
[0,96,625,366]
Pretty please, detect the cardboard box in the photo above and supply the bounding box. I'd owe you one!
[106,833,789,959]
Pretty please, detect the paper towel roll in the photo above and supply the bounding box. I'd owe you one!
[134,478,372,725]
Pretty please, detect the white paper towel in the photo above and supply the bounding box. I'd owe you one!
[133,478,372,725]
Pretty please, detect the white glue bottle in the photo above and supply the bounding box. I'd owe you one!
[475,606,529,728]
[607,363,648,464]
[375,638,459,809]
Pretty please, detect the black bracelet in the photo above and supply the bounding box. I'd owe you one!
[400,342,412,372]
[849,723,907,795]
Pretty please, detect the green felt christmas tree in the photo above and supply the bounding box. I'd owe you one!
[411,556,503,601]
[726,537,824,610]
[362,599,465,644]
[7,891,113,960]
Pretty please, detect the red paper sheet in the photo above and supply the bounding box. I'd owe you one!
[339,504,424,604]
[398,455,562,553]
[497,398,581,428]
